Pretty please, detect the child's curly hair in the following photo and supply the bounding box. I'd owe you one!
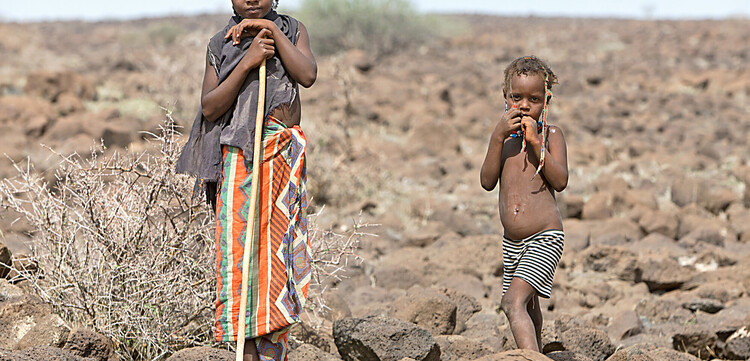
[503,55,558,96]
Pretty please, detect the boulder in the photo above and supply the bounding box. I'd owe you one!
[723,326,750,360]
[0,279,25,302]
[321,291,353,322]
[671,325,718,360]
[560,327,615,361]
[577,246,640,283]
[16,313,69,350]
[582,192,614,220]
[682,298,724,314]
[24,71,96,102]
[434,335,493,361]
[290,322,332,353]
[391,286,457,335]
[333,316,440,361]
[373,266,427,290]
[561,219,591,252]
[164,347,233,361]
[637,255,693,292]
[0,295,68,350]
[460,312,504,351]
[62,328,115,361]
[637,210,678,239]
[635,297,692,324]
[435,287,481,334]
[607,310,642,341]
[589,218,643,246]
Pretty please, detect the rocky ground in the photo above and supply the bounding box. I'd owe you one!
[1,13,750,361]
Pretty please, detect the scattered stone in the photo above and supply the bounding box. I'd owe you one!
[460,312,504,352]
[635,297,692,324]
[164,346,233,361]
[578,246,640,283]
[560,326,615,361]
[434,335,493,361]
[607,310,642,341]
[637,256,693,292]
[0,279,25,302]
[638,210,679,239]
[290,322,332,353]
[541,322,564,353]
[322,291,353,322]
[333,316,440,361]
[62,328,115,361]
[582,192,614,220]
[24,71,96,102]
[0,295,61,350]
[435,287,481,334]
[723,326,750,360]
[672,325,718,360]
[391,286,457,335]
[682,298,724,314]
[16,313,70,350]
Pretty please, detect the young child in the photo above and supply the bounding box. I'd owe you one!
[480,56,568,352]
[177,0,316,360]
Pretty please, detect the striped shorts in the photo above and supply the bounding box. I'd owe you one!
[502,229,564,299]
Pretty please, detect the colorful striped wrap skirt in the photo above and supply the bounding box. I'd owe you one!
[214,116,311,353]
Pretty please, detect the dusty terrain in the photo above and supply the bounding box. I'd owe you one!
[1,13,750,361]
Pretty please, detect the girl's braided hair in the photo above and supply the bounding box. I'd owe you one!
[503,55,558,96]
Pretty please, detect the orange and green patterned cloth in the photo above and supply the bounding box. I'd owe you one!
[214,116,310,357]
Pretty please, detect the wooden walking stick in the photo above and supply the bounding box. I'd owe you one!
[236,58,267,361]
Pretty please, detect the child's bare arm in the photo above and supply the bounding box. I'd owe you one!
[227,20,317,88]
[480,108,523,190]
[201,29,275,121]
[522,119,568,191]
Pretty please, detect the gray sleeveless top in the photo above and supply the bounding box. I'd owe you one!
[177,11,300,205]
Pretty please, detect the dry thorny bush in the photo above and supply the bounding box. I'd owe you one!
[0,115,366,360]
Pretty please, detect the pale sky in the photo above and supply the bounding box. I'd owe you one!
[2,0,748,22]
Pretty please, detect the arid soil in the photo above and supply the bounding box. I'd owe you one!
[1,14,750,361]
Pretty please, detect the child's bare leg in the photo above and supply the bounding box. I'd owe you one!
[527,294,543,350]
[243,338,260,361]
[501,277,540,352]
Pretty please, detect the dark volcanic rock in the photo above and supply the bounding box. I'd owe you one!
[391,286,457,335]
[672,325,718,360]
[607,310,643,341]
[682,298,725,314]
[723,326,750,360]
[434,335,493,361]
[333,316,440,361]
[435,287,481,334]
[560,327,615,361]
[0,295,67,350]
[0,279,25,302]
[63,328,116,361]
